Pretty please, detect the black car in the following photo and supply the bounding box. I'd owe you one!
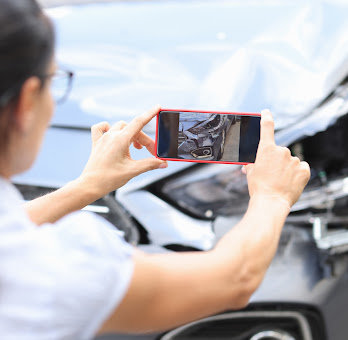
[17,1,348,339]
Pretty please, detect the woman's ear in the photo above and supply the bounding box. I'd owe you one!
[14,77,41,133]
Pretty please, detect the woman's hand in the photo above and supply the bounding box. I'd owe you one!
[79,106,168,198]
[25,107,167,225]
[244,109,310,208]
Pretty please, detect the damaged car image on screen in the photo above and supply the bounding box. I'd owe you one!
[177,113,236,161]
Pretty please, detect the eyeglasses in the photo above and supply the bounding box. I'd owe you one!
[0,68,74,108]
[42,68,74,105]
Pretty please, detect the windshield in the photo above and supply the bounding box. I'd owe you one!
[45,0,348,132]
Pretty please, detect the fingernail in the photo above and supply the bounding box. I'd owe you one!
[159,162,168,169]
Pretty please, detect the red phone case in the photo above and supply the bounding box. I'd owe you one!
[155,109,261,165]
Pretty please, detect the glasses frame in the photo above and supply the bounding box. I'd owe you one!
[40,68,74,105]
[0,68,74,108]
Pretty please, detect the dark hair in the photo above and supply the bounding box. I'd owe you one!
[0,0,55,153]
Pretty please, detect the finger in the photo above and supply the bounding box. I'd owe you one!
[241,165,247,175]
[299,161,310,170]
[291,156,301,164]
[133,130,156,156]
[299,161,311,180]
[133,158,168,175]
[259,109,275,146]
[280,146,291,157]
[110,120,127,132]
[124,105,161,139]
[244,163,254,175]
[91,121,111,145]
[133,141,143,149]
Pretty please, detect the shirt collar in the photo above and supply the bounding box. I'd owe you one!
[0,176,24,212]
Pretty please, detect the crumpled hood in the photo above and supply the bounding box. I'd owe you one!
[48,0,348,131]
[14,0,348,187]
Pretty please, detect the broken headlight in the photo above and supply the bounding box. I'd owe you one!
[157,164,249,220]
[188,114,222,134]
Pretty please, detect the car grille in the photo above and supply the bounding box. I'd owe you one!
[160,311,314,340]
[178,131,187,145]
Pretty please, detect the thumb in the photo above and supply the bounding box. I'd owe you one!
[133,158,168,175]
[244,164,254,176]
[259,109,275,146]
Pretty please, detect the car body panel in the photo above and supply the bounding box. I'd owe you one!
[17,0,348,187]
[118,190,215,250]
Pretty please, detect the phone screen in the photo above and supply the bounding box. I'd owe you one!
[157,110,260,163]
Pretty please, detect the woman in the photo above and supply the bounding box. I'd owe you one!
[0,0,310,338]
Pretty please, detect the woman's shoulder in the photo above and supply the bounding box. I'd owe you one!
[0,211,135,340]
[0,208,133,262]
[42,210,134,259]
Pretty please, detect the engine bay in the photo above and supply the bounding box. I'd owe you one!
[292,113,348,189]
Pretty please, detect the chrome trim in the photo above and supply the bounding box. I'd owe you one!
[82,205,110,214]
[296,215,348,255]
[191,147,213,158]
[315,228,348,254]
[250,330,295,340]
[160,311,312,340]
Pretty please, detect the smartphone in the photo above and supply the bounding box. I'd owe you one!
[156,109,261,164]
